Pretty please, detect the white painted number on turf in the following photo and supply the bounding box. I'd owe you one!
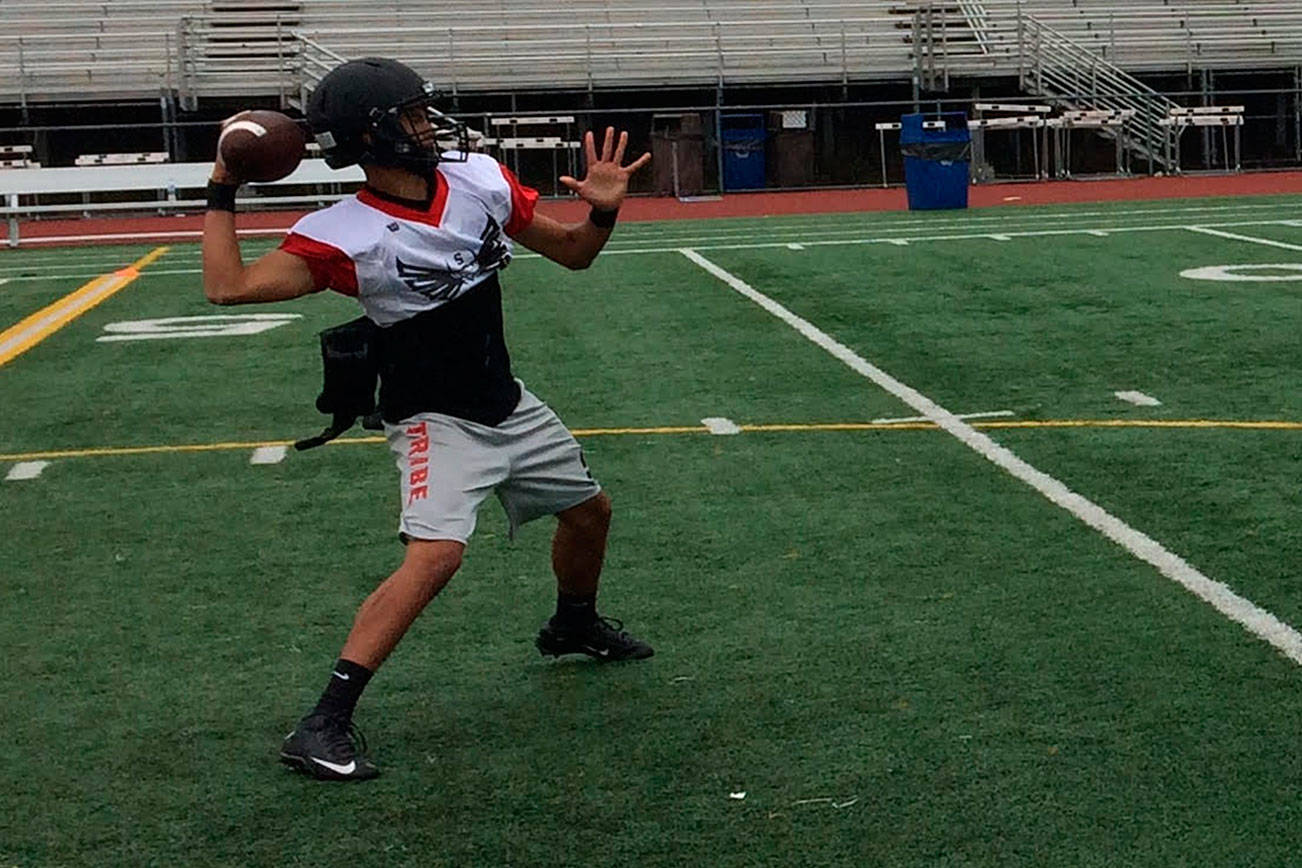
[96,314,302,342]
[1180,264,1302,282]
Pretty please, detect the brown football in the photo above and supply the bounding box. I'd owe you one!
[218,110,306,183]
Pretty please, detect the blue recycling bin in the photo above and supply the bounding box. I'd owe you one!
[721,113,766,191]
[900,112,971,210]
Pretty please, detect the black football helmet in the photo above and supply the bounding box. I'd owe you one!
[306,57,469,172]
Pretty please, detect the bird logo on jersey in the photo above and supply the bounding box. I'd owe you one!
[395,216,511,302]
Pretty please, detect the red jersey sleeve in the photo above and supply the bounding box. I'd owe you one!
[279,232,359,296]
[498,162,539,236]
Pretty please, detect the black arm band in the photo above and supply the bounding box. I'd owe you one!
[588,207,619,229]
[206,181,238,212]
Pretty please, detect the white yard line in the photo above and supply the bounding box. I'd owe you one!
[680,247,1302,667]
[1186,226,1302,252]
[871,410,1014,424]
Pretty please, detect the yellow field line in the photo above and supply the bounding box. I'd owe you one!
[0,418,1297,464]
[0,246,169,367]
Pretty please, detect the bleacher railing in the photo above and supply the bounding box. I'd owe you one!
[1018,15,1181,170]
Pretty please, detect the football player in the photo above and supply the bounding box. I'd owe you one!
[202,57,653,781]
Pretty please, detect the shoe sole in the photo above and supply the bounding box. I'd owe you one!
[535,636,654,661]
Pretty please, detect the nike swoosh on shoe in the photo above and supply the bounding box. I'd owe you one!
[310,756,356,775]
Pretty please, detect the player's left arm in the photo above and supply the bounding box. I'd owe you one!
[509,127,650,270]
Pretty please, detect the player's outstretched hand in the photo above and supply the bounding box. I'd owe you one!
[559,126,651,212]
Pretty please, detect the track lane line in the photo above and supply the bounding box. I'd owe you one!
[680,247,1302,667]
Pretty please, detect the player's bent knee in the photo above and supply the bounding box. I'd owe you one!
[559,492,612,535]
[402,538,465,584]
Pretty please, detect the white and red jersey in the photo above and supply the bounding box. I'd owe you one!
[280,152,538,326]
[278,152,540,426]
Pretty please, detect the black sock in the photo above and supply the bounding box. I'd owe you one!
[555,591,597,627]
[311,658,373,720]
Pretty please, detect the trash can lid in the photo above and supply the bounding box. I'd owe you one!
[900,112,971,145]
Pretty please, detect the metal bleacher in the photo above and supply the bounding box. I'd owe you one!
[196,1,918,104]
[2,0,1301,108]
[0,1,205,104]
[960,1,1302,75]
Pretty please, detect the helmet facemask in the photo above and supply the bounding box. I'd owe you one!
[362,83,470,172]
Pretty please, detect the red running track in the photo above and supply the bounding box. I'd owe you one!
[8,171,1302,247]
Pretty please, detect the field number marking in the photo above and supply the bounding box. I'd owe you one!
[1181,264,1302,282]
[97,314,301,342]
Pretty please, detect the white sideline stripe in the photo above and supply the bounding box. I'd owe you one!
[988,234,1012,241]
[786,243,805,250]
[701,416,742,435]
[603,212,1302,248]
[1087,230,1109,237]
[1115,390,1162,407]
[680,247,1302,667]
[0,278,9,287]
[871,410,1014,424]
[0,268,203,283]
[17,228,292,245]
[11,218,1302,265]
[615,201,1302,238]
[7,201,1299,253]
[6,460,49,480]
[592,219,1302,258]
[249,445,288,465]
[1186,225,1302,252]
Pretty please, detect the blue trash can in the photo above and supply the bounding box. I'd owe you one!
[900,112,971,210]
[721,113,767,191]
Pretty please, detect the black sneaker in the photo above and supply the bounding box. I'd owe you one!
[536,616,654,661]
[279,713,380,781]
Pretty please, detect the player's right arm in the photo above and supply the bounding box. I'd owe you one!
[202,159,317,306]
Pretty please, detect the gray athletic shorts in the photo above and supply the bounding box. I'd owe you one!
[385,385,601,544]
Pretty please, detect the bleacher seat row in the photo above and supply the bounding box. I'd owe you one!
[1,0,1301,105]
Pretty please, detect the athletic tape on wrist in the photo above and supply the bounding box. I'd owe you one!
[588,207,619,229]
[206,181,239,212]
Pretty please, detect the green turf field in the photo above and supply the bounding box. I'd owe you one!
[2,195,1300,866]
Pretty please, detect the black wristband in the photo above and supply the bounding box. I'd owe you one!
[588,206,619,229]
[206,181,238,212]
